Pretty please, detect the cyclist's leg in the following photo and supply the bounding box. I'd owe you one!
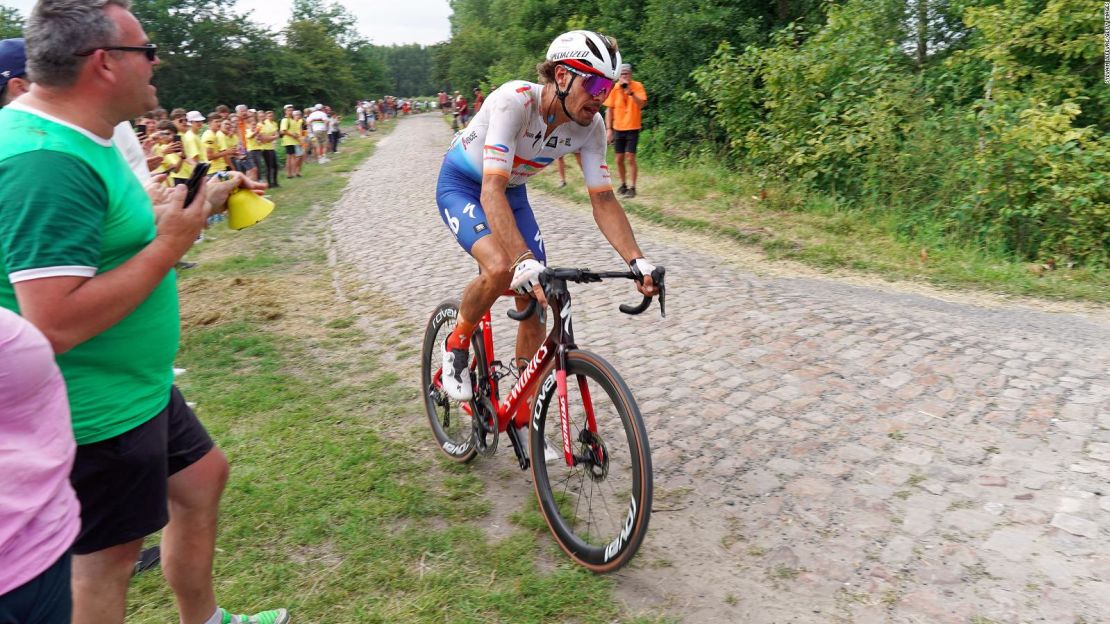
[436,170,512,351]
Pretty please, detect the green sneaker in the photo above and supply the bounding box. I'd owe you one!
[219,607,289,624]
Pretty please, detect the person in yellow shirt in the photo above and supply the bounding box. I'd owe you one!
[201,113,230,174]
[222,118,254,179]
[279,105,303,179]
[152,120,182,183]
[243,111,262,182]
[257,110,279,187]
[173,110,206,185]
[603,63,647,198]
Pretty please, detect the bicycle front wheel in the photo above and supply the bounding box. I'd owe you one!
[529,350,652,573]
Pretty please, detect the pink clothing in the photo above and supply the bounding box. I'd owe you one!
[0,307,80,595]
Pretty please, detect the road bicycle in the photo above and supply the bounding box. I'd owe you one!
[421,265,665,572]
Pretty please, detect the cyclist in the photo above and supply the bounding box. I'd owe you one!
[435,31,658,415]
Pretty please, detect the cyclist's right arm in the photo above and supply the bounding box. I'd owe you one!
[479,173,529,260]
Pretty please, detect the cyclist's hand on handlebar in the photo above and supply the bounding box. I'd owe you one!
[511,258,548,308]
[629,258,659,297]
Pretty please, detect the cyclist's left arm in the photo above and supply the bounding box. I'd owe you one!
[579,128,657,296]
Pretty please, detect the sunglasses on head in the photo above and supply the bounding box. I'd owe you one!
[563,66,614,99]
[75,43,158,62]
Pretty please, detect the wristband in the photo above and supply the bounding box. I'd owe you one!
[510,250,535,270]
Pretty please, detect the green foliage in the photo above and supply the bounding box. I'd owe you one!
[691,0,1108,267]
[0,3,21,39]
[956,0,1110,264]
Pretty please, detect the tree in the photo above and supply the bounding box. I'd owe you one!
[0,4,22,39]
[132,0,262,109]
[291,0,364,48]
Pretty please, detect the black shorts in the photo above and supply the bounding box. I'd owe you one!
[69,386,214,555]
[613,130,640,154]
[0,551,71,624]
[284,145,297,155]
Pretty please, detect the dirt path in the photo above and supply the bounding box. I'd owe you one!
[329,115,1110,624]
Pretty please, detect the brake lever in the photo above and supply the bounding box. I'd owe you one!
[507,298,537,321]
[619,266,666,317]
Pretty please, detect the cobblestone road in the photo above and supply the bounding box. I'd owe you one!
[330,115,1110,624]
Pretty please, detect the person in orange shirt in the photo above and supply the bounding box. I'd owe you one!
[603,63,647,198]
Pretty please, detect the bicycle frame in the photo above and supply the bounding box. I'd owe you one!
[476,283,596,468]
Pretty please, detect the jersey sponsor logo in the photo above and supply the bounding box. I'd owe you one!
[484,143,509,153]
[460,130,479,149]
[474,223,487,234]
[484,156,509,164]
[563,138,571,147]
[512,155,554,170]
[443,208,460,235]
[545,137,558,148]
[515,85,531,93]
[462,203,476,218]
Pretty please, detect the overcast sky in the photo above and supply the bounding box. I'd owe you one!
[5,0,453,46]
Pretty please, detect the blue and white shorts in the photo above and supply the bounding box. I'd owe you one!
[435,160,546,263]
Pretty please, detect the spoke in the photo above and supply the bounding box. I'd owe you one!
[584,477,594,542]
[597,478,616,537]
[572,467,584,528]
[554,471,577,490]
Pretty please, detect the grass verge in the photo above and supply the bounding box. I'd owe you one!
[126,122,641,623]
[531,154,1108,303]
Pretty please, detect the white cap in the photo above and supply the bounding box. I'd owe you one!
[283,104,294,109]
[185,110,204,122]
[314,103,323,110]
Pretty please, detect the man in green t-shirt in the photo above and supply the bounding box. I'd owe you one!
[0,2,284,624]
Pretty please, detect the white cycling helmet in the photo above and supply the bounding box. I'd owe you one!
[546,30,621,81]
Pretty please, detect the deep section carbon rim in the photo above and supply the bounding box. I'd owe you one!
[420,300,477,462]
[530,350,652,572]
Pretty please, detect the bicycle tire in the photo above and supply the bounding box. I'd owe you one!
[529,350,652,573]
[420,299,477,463]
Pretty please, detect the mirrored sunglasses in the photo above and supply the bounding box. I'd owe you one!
[565,66,614,99]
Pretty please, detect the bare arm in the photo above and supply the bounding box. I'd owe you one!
[14,182,208,353]
[479,173,530,259]
[589,189,657,295]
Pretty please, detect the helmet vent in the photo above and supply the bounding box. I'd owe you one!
[584,37,603,65]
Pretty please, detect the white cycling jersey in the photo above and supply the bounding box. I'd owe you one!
[443,80,613,192]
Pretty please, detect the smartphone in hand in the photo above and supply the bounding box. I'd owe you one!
[183,162,210,207]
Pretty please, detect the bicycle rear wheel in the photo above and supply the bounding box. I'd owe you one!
[420,299,477,462]
[529,350,652,573]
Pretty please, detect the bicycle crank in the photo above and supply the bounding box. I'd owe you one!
[471,395,498,457]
